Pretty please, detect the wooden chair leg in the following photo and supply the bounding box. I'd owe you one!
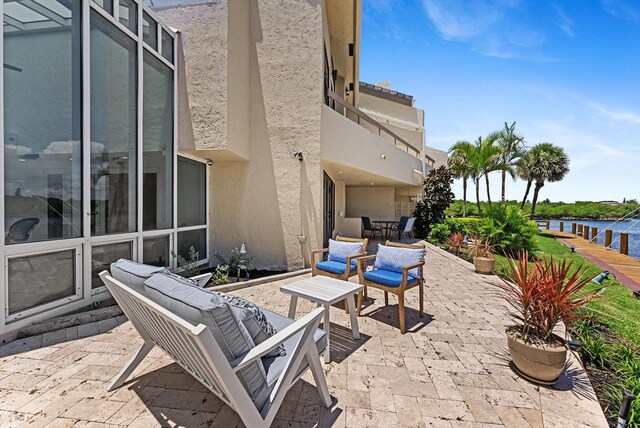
[398,291,406,334]
[357,290,363,316]
[344,298,349,314]
[364,286,368,299]
[419,281,424,316]
[384,291,389,306]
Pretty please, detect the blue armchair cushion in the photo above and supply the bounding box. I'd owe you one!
[316,260,358,275]
[374,244,425,278]
[328,239,364,263]
[363,269,419,287]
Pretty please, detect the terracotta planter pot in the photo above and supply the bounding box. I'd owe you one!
[473,257,495,274]
[506,331,567,385]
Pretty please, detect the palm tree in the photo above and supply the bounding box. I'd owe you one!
[448,141,474,217]
[497,121,525,202]
[478,132,502,205]
[526,143,570,217]
[517,151,533,209]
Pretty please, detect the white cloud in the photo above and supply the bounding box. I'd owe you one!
[587,102,640,124]
[421,0,558,62]
[553,4,575,37]
[601,0,640,24]
[43,140,105,154]
[422,0,503,40]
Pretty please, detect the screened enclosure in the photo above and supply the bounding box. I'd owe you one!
[0,0,208,334]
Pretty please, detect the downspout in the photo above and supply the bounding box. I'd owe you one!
[421,112,427,200]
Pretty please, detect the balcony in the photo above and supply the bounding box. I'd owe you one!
[321,92,433,187]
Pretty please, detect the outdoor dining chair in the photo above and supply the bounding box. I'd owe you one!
[398,217,416,240]
[361,216,383,239]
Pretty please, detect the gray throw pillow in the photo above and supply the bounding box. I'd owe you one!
[215,293,286,358]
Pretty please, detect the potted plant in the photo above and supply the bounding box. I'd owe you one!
[496,252,599,385]
[468,234,495,274]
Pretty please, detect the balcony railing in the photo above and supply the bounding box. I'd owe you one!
[326,90,436,167]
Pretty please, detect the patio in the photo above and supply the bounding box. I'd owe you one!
[0,243,607,427]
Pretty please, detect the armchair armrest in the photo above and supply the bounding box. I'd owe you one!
[312,248,329,255]
[401,261,425,284]
[233,307,325,373]
[345,252,367,274]
[190,273,212,288]
[356,254,377,273]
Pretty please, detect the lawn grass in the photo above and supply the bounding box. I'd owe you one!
[494,233,640,347]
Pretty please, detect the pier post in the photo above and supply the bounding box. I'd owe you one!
[545,220,550,230]
[559,221,564,232]
[591,227,598,242]
[572,223,577,235]
[578,224,583,237]
[620,233,629,255]
[605,229,613,247]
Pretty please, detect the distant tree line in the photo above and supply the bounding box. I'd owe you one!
[445,200,640,220]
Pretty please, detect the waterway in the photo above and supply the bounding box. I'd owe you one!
[545,219,640,260]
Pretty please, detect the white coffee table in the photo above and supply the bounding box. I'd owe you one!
[280,276,363,363]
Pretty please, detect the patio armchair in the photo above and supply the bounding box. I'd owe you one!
[356,241,425,334]
[311,236,368,311]
[361,216,383,239]
[100,265,331,428]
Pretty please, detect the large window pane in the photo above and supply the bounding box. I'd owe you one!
[118,0,137,33]
[178,228,206,261]
[143,235,169,266]
[91,241,132,289]
[8,250,76,315]
[177,157,206,227]
[3,0,82,244]
[143,12,157,50]
[143,51,173,230]
[161,28,173,63]
[90,12,137,235]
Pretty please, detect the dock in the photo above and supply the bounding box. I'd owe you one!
[543,229,640,292]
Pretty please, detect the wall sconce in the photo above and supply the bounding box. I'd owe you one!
[206,158,213,166]
[379,154,386,160]
[239,242,247,255]
[290,151,305,162]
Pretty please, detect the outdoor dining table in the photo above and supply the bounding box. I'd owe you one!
[372,220,399,239]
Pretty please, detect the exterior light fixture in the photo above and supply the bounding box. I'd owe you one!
[206,158,213,166]
[239,242,247,255]
[379,154,386,160]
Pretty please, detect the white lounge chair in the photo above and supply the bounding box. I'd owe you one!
[99,271,331,428]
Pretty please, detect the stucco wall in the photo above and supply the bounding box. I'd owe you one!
[345,186,395,220]
[165,0,324,270]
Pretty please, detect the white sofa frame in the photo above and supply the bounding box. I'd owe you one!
[99,271,331,428]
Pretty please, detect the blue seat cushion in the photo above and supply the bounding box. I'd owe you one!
[316,260,357,275]
[363,269,419,287]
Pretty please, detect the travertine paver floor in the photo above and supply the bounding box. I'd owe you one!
[0,243,608,427]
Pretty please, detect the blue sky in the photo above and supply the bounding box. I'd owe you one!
[360,0,640,203]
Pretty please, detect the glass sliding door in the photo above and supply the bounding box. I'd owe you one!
[90,11,137,236]
[143,50,173,231]
[3,0,83,244]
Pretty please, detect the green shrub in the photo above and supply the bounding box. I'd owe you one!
[413,166,455,237]
[426,223,451,245]
[578,335,611,368]
[478,204,538,255]
[212,265,230,286]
